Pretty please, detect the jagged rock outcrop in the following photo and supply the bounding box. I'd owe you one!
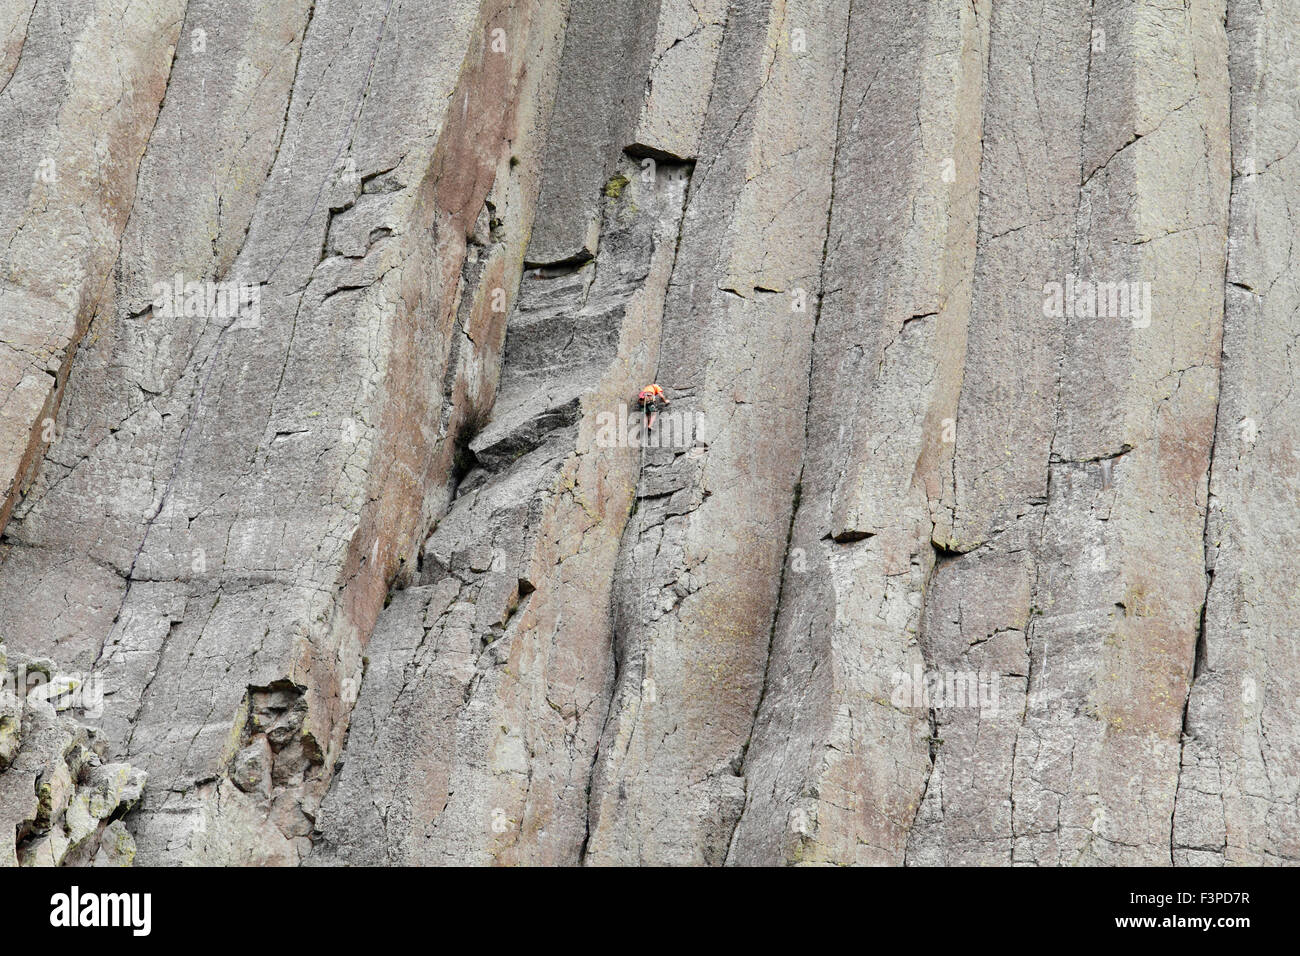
[0,644,146,865]
[0,0,1296,866]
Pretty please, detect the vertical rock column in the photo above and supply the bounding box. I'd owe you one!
[0,0,571,864]
[0,0,316,662]
[313,0,726,866]
[583,0,849,866]
[913,0,1231,864]
[312,159,692,865]
[728,0,989,866]
[0,0,182,532]
[1174,0,1300,866]
[905,0,1096,865]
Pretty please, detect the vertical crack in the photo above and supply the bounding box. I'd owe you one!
[721,0,856,864]
[906,0,993,862]
[578,162,696,865]
[265,0,396,282]
[1011,0,1099,864]
[1172,0,1239,867]
[0,0,38,101]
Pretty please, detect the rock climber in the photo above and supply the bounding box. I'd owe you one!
[637,383,670,430]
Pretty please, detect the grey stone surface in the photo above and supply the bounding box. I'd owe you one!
[0,644,146,865]
[0,0,1296,867]
[522,0,663,265]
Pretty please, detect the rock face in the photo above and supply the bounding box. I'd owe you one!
[0,0,1295,866]
[0,644,146,866]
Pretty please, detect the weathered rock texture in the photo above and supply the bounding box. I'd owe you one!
[0,0,1296,866]
[0,644,145,866]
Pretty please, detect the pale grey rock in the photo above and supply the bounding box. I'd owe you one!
[92,820,137,867]
[0,0,1296,869]
[0,647,146,866]
[312,156,692,865]
[1173,0,1300,867]
[523,0,663,265]
[231,736,273,800]
[729,0,989,867]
